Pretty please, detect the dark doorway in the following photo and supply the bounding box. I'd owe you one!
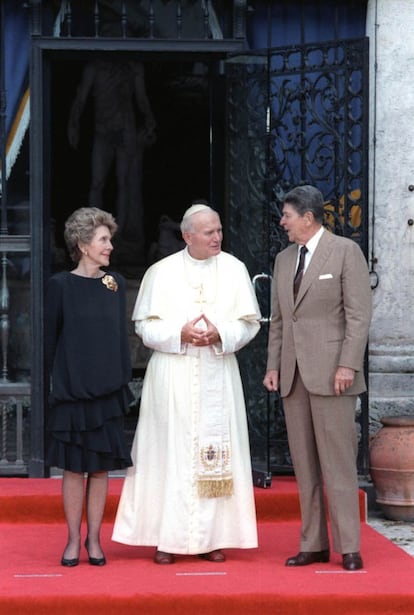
[48,53,223,453]
[50,54,215,279]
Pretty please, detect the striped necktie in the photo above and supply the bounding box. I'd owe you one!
[293,245,308,300]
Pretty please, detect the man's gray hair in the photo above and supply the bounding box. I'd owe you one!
[283,185,325,223]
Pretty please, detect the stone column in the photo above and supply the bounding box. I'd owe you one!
[367,0,414,418]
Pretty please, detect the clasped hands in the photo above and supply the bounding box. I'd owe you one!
[181,314,220,347]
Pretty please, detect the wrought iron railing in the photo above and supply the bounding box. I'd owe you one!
[0,1,31,474]
[29,0,247,42]
[0,237,31,475]
[0,382,30,475]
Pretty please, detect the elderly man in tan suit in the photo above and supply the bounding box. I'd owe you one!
[263,185,372,571]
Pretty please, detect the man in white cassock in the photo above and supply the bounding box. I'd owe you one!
[112,203,261,564]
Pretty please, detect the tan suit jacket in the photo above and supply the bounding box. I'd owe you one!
[266,230,372,397]
[266,229,372,554]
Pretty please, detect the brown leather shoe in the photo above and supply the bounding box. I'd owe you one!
[154,550,175,565]
[342,552,363,571]
[285,550,330,566]
[199,550,226,562]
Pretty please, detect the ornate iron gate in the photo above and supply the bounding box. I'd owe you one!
[225,37,370,476]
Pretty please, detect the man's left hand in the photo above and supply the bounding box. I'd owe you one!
[334,366,355,396]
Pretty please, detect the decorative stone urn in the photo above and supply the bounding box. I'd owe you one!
[369,416,414,521]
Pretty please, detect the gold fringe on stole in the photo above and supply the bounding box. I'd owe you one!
[197,478,234,498]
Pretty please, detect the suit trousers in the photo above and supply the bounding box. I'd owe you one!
[283,370,361,554]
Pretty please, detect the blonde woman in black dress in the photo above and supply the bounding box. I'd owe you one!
[45,207,132,567]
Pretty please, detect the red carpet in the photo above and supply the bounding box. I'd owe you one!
[1,477,413,615]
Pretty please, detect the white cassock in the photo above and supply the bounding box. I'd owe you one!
[112,247,261,554]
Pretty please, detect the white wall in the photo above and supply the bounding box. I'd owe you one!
[367,0,414,417]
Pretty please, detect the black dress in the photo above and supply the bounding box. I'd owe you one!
[45,270,133,473]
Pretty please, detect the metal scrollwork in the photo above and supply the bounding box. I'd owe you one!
[226,37,369,474]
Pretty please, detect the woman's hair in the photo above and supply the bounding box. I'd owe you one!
[64,207,117,263]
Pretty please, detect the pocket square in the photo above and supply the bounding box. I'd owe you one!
[319,273,333,280]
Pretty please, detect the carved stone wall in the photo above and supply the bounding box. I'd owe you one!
[366,0,414,422]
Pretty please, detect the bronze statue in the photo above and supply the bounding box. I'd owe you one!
[68,59,156,260]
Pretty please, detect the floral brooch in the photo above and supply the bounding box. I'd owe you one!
[102,274,118,292]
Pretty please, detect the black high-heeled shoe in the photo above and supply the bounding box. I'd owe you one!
[61,556,79,567]
[61,544,80,567]
[84,538,106,566]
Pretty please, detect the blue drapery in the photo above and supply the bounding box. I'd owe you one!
[247,1,366,49]
[3,0,30,178]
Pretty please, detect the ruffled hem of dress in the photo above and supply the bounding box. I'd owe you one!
[46,417,133,472]
[47,385,132,432]
[46,386,133,472]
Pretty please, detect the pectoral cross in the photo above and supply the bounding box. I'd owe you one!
[195,283,206,306]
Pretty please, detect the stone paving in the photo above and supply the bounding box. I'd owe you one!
[368,511,414,557]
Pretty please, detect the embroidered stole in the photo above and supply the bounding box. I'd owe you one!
[197,347,233,498]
